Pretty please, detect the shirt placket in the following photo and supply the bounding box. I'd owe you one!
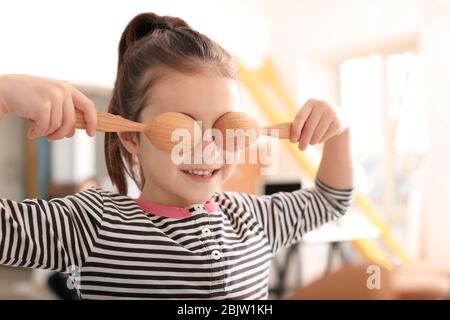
[190,205,226,296]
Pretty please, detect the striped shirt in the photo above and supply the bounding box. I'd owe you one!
[0,179,354,299]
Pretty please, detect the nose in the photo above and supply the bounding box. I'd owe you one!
[190,127,223,165]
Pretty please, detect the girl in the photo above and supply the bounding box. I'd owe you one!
[0,12,354,299]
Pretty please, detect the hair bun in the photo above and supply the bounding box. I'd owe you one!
[118,13,190,67]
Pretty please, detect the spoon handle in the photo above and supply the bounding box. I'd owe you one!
[75,110,145,132]
[262,122,292,139]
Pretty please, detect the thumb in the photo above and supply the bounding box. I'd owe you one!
[27,127,37,139]
[27,126,46,139]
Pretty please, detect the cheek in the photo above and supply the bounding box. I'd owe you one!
[139,140,179,173]
[221,162,238,182]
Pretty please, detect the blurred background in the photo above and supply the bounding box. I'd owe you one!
[0,0,449,299]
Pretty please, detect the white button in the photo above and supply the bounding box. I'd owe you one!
[202,227,211,236]
[211,249,222,260]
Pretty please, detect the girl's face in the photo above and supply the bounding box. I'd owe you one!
[121,71,241,207]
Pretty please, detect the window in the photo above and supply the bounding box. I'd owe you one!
[340,51,428,234]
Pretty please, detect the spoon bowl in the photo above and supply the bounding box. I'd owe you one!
[213,112,292,151]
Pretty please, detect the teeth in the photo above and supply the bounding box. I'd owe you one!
[184,169,215,177]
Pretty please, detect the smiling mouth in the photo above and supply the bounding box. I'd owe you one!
[180,168,221,180]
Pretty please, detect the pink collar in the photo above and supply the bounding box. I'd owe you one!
[135,197,220,218]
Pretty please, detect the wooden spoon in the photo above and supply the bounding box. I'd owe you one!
[213,112,292,150]
[75,110,200,151]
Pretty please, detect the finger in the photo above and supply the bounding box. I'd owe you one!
[290,102,313,143]
[72,88,97,137]
[66,127,76,138]
[310,117,331,145]
[46,100,63,136]
[299,109,323,151]
[47,98,75,140]
[27,104,51,139]
[320,121,340,143]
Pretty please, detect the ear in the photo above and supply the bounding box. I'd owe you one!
[117,132,140,155]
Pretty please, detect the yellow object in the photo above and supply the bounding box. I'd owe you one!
[237,58,411,269]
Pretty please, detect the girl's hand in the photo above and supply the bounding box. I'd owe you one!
[289,99,349,151]
[0,74,97,140]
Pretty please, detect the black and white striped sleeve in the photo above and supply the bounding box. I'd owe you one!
[0,188,103,272]
[219,179,355,255]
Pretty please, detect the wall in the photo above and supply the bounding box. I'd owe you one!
[419,0,450,268]
[0,0,268,86]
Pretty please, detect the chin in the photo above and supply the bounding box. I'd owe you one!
[184,192,215,205]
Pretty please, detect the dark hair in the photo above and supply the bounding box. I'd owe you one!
[105,12,239,195]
